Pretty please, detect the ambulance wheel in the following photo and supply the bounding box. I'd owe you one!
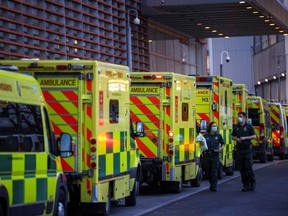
[225,165,234,176]
[125,180,138,206]
[260,153,267,163]
[0,204,4,216]
[267,150,274,161]
[97,187,111,216]
[190,166,202,187]
[279,151,285,160]
[171,181,182,193]
[55,189,67,216]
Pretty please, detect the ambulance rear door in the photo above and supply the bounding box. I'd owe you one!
[130,84,163,159]
[35,73,83,174]
[196,86,213,132]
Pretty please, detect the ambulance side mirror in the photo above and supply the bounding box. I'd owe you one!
[59,133,73,158]
[135,122,145,137]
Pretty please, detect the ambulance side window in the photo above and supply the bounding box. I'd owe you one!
[0,102,44,152]
[109,100,119,124]
[182,103,189,121]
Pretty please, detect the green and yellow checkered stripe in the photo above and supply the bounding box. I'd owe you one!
[174,128,195,164]
[98,131,130,179]
[220,128,234,166]
[0,154,59,205]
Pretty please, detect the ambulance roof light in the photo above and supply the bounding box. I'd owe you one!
[21,58,40,60]
[163,75,172,80]
[196,77,213,82]
[0,65,19,71]
[143,75,152,79]
[56,65,69,70]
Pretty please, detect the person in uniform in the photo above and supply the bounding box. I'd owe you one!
[232,112,256,192]
[203,121,224,192]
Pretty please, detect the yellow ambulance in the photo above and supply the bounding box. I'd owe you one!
[195,76,234,178]
[268,102,288,159]
[247,95,273,162]
[130,72,202,193]
[232,83,248,126]
[2,60,143,215]
[0,69,72,216]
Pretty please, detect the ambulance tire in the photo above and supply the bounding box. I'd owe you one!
[125,180,138,207]
[225,165,234,176]
[279,151,285,160]
[218,164,223,179]
[54,189,67,216]
[267,149,274,161]
[171,181,182,194]
[97,187,111,216]
[260,153,267,163]
[190,166,202,187]
[0,204,4,216]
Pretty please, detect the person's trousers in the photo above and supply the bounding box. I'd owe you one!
[235,148,256,186]
[205,153,220,189]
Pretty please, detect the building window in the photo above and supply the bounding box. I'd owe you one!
[261,35,269,49]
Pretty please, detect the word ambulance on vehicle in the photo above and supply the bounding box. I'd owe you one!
[268,102,288,159]
[247,95,273,162]
[195,76,234,178]
[1,60,144,215]
[130,72,202,193]
[0,69,72,216]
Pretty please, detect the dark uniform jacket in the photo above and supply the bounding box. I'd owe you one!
[203,132,224,152]
[232,122,255,149]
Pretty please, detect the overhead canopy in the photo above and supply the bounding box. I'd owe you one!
[141,0,288,38]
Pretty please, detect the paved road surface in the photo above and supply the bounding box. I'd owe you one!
[108,160,288,216]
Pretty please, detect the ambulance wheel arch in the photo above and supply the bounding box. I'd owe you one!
[0,185,8,216]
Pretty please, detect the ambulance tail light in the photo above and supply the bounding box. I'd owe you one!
[90,162,97,169]
[91,147,96,153]
[90,138,96,145]
[169,131,174,142]
[280,126,284,143]
[260,123,265,140]
[169,150,174,155]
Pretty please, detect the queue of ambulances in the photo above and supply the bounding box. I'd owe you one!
[0,69,72,216]
[130,72,202,193]
[195,76,234,178]
[268,102,288,160]
[246,95,273,162]
[232,84,248,126]
[1,60,144,215]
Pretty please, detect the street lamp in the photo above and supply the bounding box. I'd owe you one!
[127,9,140,72]
[220,50,230,77]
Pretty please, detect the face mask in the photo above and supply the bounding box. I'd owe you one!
[212,126,217,132]
[238,117,243,124]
